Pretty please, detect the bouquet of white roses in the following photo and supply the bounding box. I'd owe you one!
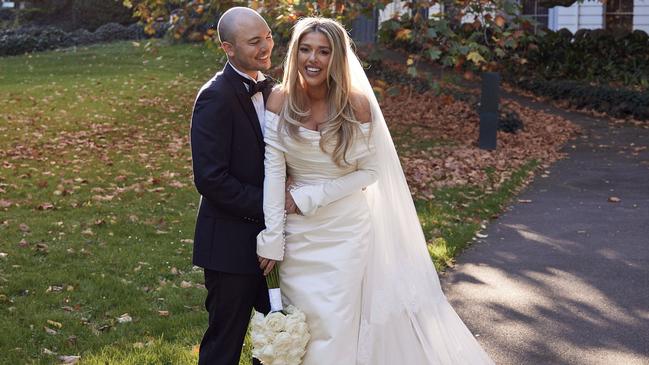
[251,266,310,365]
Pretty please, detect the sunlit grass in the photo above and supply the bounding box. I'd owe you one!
[418,160,538,270]
[0,40,226,365]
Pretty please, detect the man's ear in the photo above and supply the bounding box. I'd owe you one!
[221,41,235,58]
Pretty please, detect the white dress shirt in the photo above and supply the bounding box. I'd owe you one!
[229,62,267,136]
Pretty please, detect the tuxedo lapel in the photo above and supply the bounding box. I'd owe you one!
[223,64,264,146]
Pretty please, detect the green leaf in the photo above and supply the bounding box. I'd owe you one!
[427,48,442,61]
[427,28,438,38]
[504,0,521,14]
[467,51,486,65]
[385,20,401,31]
[505,39,518,48]
[442,56,456,67]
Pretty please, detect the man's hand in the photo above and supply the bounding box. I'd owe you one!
[285,192,298,214]
[285,175,298,214]
[258,255,277,276]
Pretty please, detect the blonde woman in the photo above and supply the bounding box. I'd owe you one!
[256,17,494,364]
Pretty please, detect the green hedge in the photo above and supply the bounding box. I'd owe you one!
[512,28,649,89]
[0,23,145,56]
[510,77,649,120]
[12,0,134,31]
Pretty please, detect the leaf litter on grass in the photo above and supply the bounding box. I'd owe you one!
[0,41,580,365]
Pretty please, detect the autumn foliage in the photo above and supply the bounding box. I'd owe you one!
[124,0,375,43]
[124,0,539,73]
[378,0,541,75]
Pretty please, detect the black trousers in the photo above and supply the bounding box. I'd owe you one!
[199,269,270,365]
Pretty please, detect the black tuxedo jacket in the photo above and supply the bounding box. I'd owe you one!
[190,63,271,274]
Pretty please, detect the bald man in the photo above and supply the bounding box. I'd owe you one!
[189,7,275,365]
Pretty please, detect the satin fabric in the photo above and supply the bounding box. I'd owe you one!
[258,107,494,364]
[259,111,374,364]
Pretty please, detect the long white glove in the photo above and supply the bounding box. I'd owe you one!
[257,118,376,261]
[256,143,287,261]
[289,152,378,216]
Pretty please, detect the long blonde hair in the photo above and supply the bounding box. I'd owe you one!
[278,17,364,167]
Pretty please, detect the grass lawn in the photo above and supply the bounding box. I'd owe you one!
[0,41,537,364]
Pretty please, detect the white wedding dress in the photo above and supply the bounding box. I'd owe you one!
[257,109,494,365]
[257,111,376,364]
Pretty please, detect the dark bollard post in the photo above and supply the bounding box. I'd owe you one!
[479,72,500,150]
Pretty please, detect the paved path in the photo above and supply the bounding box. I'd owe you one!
[441,99,649,364]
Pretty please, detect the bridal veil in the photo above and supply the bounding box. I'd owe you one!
[347,46,495,364]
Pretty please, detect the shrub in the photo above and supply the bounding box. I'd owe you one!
[12,0,134,31]
[69,0,134,31]
[68,28,98,45]
[510,78,649,119]
[0,8,15,22]
[94,22,137,42]
[511,28,649,89]
[0,26,73,56]
[0,23,145,56]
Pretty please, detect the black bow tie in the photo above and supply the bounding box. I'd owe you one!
[240,77,274,97]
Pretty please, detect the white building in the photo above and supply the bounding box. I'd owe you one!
[522,0,649,33]
[378,0,649,33]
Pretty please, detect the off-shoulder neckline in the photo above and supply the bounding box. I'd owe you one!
[265,110,370,135]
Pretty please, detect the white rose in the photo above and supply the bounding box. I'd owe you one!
[258,344,275,364]
[252,332,268,349]
[264,312,286,333]
[288,309,306,323]
[264,331,278,344]
[272,331,292,354]
[252,347,262,359]
[271,357,289,365]
[286,354,302,365]
[283,315,302,333]
[251,311,266,329]
[288,346,305,364]
[290,322,309,338]
[284,305,296,314]
[288,347,304,358]
[293,333,309,349]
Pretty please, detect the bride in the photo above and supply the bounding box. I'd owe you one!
[256,17,494,365]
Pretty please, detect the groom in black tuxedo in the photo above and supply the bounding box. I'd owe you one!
[190,7,275,365]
